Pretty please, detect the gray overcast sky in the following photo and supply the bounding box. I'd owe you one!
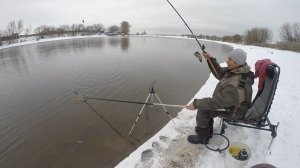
[0,0,299,40]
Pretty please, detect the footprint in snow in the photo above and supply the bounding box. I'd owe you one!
[135,149,155,168]
[141,149,154,162]
[159,135,171,143]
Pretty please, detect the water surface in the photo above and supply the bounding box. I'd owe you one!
[0,36,231,168]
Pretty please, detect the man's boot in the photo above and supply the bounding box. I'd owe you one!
[187,126,211,144]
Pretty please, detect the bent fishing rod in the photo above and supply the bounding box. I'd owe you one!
[166,0,220,79]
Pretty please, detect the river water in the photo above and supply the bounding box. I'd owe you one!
[0,36,231,168]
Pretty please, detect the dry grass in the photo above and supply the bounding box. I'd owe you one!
[256,42,300,53]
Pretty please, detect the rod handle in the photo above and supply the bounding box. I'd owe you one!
[152,103,185,108]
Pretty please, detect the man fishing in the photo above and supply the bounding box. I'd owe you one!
[186,48,255,144]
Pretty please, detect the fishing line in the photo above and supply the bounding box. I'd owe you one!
[166,0,220,79]
[84,100,137,148]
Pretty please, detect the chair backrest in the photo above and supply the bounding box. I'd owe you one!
[244,63,280,124]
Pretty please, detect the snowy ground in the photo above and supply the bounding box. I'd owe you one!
[116,41,300,168]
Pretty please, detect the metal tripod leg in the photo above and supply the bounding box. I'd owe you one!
[128,93,151,135]
[154,93,176,125]
[128,87,177,135]
[150,92,154,108]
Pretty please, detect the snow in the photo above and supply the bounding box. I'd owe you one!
[116,41,300,168]
[2,35,300,167]
[0,35,106,50]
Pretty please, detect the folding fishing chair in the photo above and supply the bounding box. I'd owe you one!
[220,62,280,145]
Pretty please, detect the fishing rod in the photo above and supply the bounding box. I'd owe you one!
[166,0,220,79]
[166,0,204,59]
[74,87,226,137]
[86,97,186,108]
[76,96,226,111]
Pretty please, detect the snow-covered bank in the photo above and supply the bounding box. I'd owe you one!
[0,35,106,50]
[116,42,300,168]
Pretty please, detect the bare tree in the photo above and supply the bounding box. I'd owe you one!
[93,24,105,33]
[222,35,232,42]
[34,26,42,35]
[279,23,293,41]
[222,35,242,43]
[279,22,300,42]
[260,28,272,42]
[142,31,147,35]
[0,30,2,46]
[108,25,120,34]
[232,34,243,43]
[5,21,19,43]
[85,24,104,33]
[34,25,56,38]
[17,20,24,35]
[69,24,85,35]
[292,23,300,41]
[7,20,17,35]
[57,24,70,36]
[120,21,131,35]
[70,24,77,36]
[244,27,272,44]
[25,25,32,36]
[77,24,85,32]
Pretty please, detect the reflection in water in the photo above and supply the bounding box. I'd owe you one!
[108,37,130,51]
[121,37,130,51]
[108,37,120,47]
[0,47,29,74]
[35,38,106,60]
[0,37,129,75]
[0,36,231,168]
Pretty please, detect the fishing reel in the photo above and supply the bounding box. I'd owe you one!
[194,44,205,62]
[194,51,202,62]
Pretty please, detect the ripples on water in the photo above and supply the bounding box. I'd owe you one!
[0,36,231,168]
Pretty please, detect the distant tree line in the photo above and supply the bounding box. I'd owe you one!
[136,31,147,35]
[0,20,131,45]
[1,20,299,52]
[33,23,106,38]
[185,22,300,52]
[243,22,300,52]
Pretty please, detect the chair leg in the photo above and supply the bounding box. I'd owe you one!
[270,122,280,138]
[220,118,227,135]
[268,122,279,149]
[266,117,280,138]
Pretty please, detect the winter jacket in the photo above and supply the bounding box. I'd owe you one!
[193,58,254,119]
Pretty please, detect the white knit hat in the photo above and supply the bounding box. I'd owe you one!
[229,48,247,65]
